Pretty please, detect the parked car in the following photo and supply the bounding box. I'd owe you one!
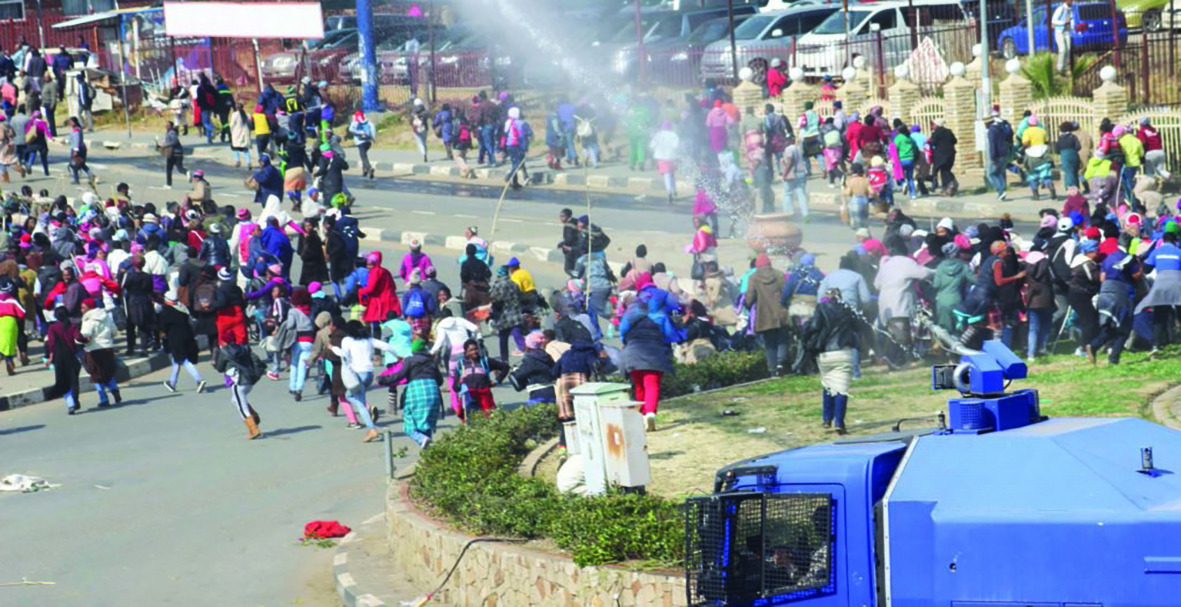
[997,2,1127,58]
[643,14,754,85]
[338,25,438,84]
[795,0,972,77]
[699,5,840,79]
[1118,0,1171,31]
[606,5,759,77]
[260,28,358,83]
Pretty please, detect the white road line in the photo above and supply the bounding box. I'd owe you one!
[500,218,523,223]
[455,214,477,218]
[411,210,436,215]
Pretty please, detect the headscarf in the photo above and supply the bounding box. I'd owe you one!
[524,331,545,350]
[1079,239,1099,254]
[989,240,1008,255]
[941,242,960,258]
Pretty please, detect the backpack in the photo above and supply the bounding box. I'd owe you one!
[457,123,472,146]
[193,279,217,311]
[37,265,62,297]
[404,288,426,318]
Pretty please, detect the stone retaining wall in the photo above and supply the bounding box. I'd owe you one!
[386,482,688,607]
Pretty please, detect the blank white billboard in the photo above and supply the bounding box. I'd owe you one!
[163,2,325,39]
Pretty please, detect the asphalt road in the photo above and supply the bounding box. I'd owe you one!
[0,241,570,607]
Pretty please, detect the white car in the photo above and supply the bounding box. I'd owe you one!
[794,0,970,78]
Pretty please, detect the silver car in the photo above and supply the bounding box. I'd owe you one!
[699,6,838,80]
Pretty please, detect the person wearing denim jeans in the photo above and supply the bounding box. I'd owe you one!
[289,341,313,398]
[781,138,810,221]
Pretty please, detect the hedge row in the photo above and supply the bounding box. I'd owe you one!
[410,403,684,567]
[409,351,770,567]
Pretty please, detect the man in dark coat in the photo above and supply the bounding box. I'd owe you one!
[928,119,959,195]
[252,155,283,204]
[324,215,356,286]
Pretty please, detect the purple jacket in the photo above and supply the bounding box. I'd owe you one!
[399,251,434,284]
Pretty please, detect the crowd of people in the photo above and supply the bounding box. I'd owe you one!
[1,57,1180,450]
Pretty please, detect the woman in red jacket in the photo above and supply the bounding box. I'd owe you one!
[358,251,400,336]
[1137,117,1166,178]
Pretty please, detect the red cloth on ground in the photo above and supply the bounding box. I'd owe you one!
[304,520,351,539]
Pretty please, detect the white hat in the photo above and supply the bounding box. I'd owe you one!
[81,191,98,206]
[143,213,158,223]
[210,223,223,235]
[770,58,783,68]
[936,217,955,232]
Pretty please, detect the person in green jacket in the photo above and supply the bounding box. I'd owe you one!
[625,100,653,172]
[932,241,972,332]
[893,119,918,199]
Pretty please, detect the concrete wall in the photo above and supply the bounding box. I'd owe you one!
[386,482,688,607]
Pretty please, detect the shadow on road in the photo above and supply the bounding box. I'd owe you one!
[264,425,323,438]
[0,424,46,436]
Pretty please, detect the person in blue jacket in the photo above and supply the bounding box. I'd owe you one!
[619,289,685,431]
[259,217,293,280]
[433,103,455,160]
[252,154,283,204]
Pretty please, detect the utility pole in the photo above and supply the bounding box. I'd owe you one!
[634,0,645,83]
[843,0,850,65]
[357,0,379,111]
[1026,0,1035,55]
[1045,0,1053,54]
[428,0,437,103]
[34,0,45,49]
[727,0,738,81]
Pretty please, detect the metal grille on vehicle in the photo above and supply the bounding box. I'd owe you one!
[685,492,835,606]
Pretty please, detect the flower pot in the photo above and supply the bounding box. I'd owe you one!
[746,213,803,254]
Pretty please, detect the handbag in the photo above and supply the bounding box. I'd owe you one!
[245,175,259,191]
[690,255,705,281]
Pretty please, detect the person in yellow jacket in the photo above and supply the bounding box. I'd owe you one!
[1116,124,1144,206]
[252,104,272,158]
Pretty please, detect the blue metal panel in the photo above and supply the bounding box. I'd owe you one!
[724,441,907,607]
[888,418,1181,607]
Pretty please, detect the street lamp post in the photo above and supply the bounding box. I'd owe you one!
[728,0,739,81]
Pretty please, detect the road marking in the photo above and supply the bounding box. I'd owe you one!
[90,163,109,170]
[500,218,522,223]
[411,210,435,215]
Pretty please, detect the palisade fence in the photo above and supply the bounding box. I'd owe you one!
[1072,31,1181,108]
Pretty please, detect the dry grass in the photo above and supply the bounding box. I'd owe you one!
[540,348,1180,500]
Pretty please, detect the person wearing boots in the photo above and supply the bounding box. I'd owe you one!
[801,288,859,434]
[213,333,266,439]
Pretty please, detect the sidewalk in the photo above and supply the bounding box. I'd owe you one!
[85,127,1045,223]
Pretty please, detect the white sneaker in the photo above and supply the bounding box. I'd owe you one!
[1074,347,1086,357]
[644,412,656,432]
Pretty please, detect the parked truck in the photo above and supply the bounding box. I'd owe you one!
[686,340,1181,606]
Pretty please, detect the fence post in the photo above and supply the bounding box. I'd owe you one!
[875,30,885,98]
[1141,36,1150,106]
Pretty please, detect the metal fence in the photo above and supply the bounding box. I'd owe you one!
[1073,31,1181,108]
[634,24,982,95]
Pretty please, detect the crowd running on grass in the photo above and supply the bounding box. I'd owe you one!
[1,68,1180,447]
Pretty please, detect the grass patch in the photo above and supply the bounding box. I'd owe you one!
[611,348,1181,499]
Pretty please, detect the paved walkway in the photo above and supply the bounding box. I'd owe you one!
[84,126,1053,223]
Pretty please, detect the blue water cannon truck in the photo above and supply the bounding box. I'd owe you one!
[685,340,1181,607]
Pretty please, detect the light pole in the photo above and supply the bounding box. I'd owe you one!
[727,0,739,81]
[1026,0,1035,56]
[357,0,380,112]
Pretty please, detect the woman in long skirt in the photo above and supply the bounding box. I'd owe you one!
[382,339,443,447]
[0,280,26,375]
[551,339,599,449]
[159,292,206,393]
[45,307,84,415]
[803,289,858,435]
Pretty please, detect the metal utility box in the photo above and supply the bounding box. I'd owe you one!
[571,382,652,495]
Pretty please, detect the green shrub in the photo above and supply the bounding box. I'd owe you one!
[661,350,770,398]
[409,404,684,567]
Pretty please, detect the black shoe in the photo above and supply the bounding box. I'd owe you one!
[68,406,78,415]
[112,390,122,405]
[822,420,832,429]
[97,401,111,408]
[835,425,847,435]
[293,392,302,402]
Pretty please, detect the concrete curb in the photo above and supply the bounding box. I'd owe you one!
[333,512,421,607]
[359,228,563,264]
[0,350,173,413]
[518,436,561,479]
[1150,384,1181,429]
[0,335,211,413]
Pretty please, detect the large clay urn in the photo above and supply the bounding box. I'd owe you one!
[746,213,803,255]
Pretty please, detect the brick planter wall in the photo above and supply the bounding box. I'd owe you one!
[386,482,688,607]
